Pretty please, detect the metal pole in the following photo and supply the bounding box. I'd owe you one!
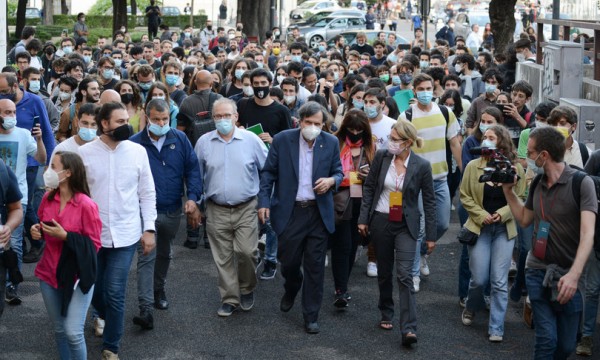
[190,0,194,27]
[0,0,6,69]
[552,0,560,40]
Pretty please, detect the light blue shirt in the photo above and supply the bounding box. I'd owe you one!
[195,127,268,205]
[295,132,316,201]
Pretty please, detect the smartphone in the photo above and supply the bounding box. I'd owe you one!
[42,221,55,227]
[62,29,68,34]
[496,104,506,113]
[398,44,411,50]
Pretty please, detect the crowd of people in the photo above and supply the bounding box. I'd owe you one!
[0,5,599,359]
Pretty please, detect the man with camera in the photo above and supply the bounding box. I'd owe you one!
[502,127,597,359]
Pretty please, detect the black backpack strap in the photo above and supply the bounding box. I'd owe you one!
[579,142,590,166]
[439,104,450,126]
[571,169,586,209]
[405,107,412,121]
[530,174,543,202]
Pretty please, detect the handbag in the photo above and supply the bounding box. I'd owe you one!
[333,188,352,224]
[457,226,478,246]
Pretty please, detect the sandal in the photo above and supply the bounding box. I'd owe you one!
[402,332,418,347]
[379,320,393,330]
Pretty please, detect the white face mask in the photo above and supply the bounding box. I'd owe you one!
[59,91,71,101]
[301,125,321,141]
[242,85,254,96]
[516,53,526,62]
[284,95,296,105]
[43,169,66,189]
[277,75,285,84]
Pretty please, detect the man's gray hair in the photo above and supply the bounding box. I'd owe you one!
[212,97,237,114]
[145,98,170,116]
[298,101,328,123]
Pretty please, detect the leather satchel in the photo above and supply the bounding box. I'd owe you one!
[333,188,352,224]
[457,226,478,246]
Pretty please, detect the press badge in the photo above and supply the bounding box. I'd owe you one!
[349,171,362,198]
[532,220,550,260]
[389,192,403,222]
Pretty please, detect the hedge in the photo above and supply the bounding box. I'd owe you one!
[8,15,207,30]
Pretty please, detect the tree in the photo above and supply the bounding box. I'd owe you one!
[113,0,128,34]
[237,0,270,43]
[489,0,517,54]
[15,0,27,40]
[131,0,137,17]
[43,0,54,25]
[60,0,68,14]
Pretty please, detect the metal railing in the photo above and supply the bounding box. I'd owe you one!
[536,18,600,80]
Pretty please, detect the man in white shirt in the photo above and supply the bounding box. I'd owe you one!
[363,88,397,151]
[79,102,156,360]
[466,24,481,53]
[547,106,587,168]
[50,103,98,163]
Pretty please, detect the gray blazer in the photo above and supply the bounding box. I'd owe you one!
[358,149,437,241]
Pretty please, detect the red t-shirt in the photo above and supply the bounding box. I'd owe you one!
[35,192,102,288]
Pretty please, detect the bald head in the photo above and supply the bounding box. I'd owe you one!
[195,70,213,90]
[0,99,16,113]
[99,89,121,105]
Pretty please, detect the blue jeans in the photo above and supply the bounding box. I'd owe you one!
[7,207,26,288]
[413,179,450,277]
[466,223,513,336]
[261,220,277,264]
[40,280,94,360]
[583,253,600,337]
[92,243,137,354]
[526,268,583,359]
[24,166,44,249]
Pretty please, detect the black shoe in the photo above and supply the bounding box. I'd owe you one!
[240,292,254,311]
[333,290,349,308]
[5,285,21,305]
[260,261,277,280]
[183,239,198,249]
[402,334,418,347]
[217,303,238,317]
[23,245,44,263]
[132,309,154,330]
[305,322,320,334]
[154,289,169,310]
[280,293,295,312]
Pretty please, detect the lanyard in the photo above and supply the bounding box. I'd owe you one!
[539,186,559,221]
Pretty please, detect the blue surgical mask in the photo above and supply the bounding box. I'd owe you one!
[318,45,325,52]
[527,153,545,175]
[234,69,245,80]
[352,99,364,110]
[479,123,492,134]
[149,122,170,137]
[392,75,401,85]
[291,55,302,62]
[83,55,91,63]
[387,54,398,63]
[78,127,97,141]
[364,105,379,119]
[114,59,123,67]
[416,91,433,105]
[1,116,17,130]
[215,119,233,135]
[63,46,73,54]
[29,80,41,93]
[420,60,430,69]
[166,74,179,86]
[333,72,339,81]
[399,73,412,84]
[481,139,496,149]
[256,62,264,69]
[485,83,497,94]
[102,69,115,80]
[139,81,153,91]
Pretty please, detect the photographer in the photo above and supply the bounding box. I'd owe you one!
[459,125,525,342]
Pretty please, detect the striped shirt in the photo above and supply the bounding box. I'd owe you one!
[399,103,460,181]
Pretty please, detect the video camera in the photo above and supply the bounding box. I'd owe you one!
[469,147,519,184]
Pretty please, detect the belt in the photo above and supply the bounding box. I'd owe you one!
[210,197,255,209]
[295,200,317,208]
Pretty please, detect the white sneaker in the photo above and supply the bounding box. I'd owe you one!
[366,262,378,277]
[94,317,105,337]
[489,335,503,342]
[420,255,430,277]
[413,276,421,292]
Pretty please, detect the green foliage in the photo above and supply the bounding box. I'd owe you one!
[8,0,18,15]
[88,0,154,16]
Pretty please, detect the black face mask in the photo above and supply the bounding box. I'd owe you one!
[252,86,270,100]
[207,25,213,30]
[45,48,54,55]
[347,132,363,144]
[237,26,243,31]
[121,93,134,104]
[106,123,133,141]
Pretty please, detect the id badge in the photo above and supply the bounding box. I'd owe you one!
[389,192,403,222]
[533,220,550,260]
[349,171,363,198]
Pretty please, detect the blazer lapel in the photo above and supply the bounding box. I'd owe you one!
[378,153,392,191]
[290,130,300,180]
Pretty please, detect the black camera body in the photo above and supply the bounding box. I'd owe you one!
[469,147,519,184]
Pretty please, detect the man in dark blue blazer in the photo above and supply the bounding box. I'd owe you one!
[258,102,343,334]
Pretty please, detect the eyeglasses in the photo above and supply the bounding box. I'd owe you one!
[387,135,407,144]
[213,113,234,120]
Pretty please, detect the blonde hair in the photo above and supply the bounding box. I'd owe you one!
[393,118,424,148]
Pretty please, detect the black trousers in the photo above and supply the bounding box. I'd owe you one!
[331,198,362,294]
[278,205,329,323]
[148,23,158,39]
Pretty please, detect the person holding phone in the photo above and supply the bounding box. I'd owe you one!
[330,109,376,308]
[358,119,436,346]
[31,151,102,359]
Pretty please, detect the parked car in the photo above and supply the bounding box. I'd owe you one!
[295,15,366,49]
[162,6,181,16]
[453,11,489,40]
[327,30,410,48]
[25,7,41,19]
[350,1,367,11]
[292,9,365,27]
[290,1,341,21]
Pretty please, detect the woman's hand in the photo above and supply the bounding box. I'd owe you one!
[358,224,369,237]
[425,240,436,255]
[41,220,68,241]
[482,213,495,225]
[491,213,502,223]
[30,224,42,241]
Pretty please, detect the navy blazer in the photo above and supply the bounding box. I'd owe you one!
[358,149,437,242]
[258,129,344,235]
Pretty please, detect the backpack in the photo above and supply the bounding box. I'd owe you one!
[7,47,17,65]
[189,92,219,147]
[530,165,600,260]
[579,142,590,166]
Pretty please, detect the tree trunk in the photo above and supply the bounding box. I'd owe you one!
[113,0,128,35]
[489,0,517,54]
[131,0,137,17]
[15,0,28,40]
[237,0,270,43]
[60,0,68,15]
[43,0,54,25]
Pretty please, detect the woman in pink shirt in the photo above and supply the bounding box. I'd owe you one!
[31,151,102,360]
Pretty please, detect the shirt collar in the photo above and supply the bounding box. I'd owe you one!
[210,126,243,142]
[392,152,411,168]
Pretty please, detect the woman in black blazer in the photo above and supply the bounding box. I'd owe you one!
[358,118,437,347]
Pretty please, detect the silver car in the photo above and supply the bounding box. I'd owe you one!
[296,16,366,49]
